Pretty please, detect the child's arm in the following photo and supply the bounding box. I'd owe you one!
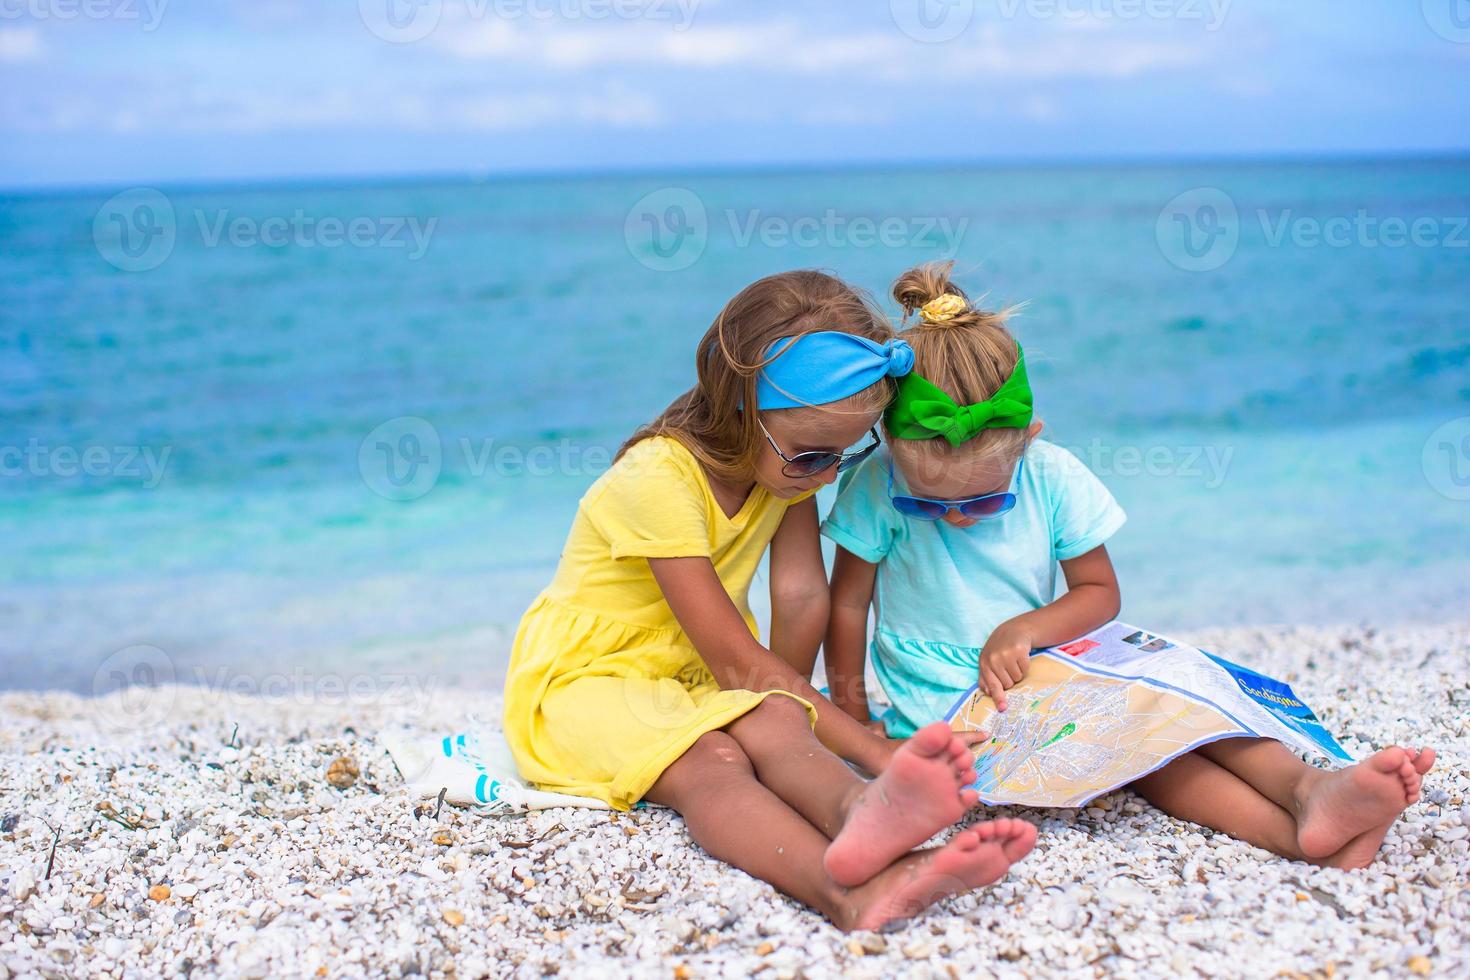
[825,545,879,727]
[649,555,897,776]
[765,497,828,678]
[979,544,1121,711]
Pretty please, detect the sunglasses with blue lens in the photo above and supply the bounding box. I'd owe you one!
[887,454,1022,521]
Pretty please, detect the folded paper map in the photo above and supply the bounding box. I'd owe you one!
[947,621,1353,808]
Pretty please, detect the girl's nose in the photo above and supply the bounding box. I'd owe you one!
[815,464,842,486]
[943,510,976,528]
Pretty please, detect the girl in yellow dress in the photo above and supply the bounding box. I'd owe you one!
[503,270,1036,931]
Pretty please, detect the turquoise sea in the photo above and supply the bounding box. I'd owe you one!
[3,159,1469,693]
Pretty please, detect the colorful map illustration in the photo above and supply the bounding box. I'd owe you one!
[948,621,1353,808]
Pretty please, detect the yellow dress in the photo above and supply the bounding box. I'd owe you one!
[503,436,817,810]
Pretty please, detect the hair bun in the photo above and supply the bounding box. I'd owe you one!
[892,261,969,319]
[918,293,967,324]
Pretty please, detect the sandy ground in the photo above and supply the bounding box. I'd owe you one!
[1,622,1466,979]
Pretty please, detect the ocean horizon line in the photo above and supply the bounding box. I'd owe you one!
[4,147,1469,201]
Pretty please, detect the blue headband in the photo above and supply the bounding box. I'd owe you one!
[754,333,915,410]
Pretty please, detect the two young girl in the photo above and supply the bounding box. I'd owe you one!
[504,265,1434,931]
[503,271,1036,932]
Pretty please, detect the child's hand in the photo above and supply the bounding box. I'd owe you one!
[979,623,1036,712]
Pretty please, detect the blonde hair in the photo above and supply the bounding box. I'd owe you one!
[888,261,1032,474]
[619,270,894,482]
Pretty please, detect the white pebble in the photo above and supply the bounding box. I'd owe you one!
[8,868,36,901]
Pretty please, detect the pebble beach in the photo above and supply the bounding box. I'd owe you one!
[1,622,1466,980]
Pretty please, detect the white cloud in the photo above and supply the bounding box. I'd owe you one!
[0,27,43,63]
[435,17,1208,82]
[2,79,661,133]
[0,13,1209,137]
[447,82,661,129]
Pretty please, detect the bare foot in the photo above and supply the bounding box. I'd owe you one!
[1405,747,1437,803]
[1297,747,1427,859]
[1320,826,1390,869]
[824,723,980,887]
[835,818,1037,933]
[1319,747,1437,869]
[950,732,983,786]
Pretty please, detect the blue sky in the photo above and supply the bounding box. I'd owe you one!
[2,0,1468,188]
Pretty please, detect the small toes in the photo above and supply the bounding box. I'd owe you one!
[910,723,954,757]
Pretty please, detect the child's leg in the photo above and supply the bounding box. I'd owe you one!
[1135,738,1435,869]
[1132,751,1313,860]
[721,696,983,885]
[722,696,977,836]
[645,728,1033,931]
[1196,738,1434,862]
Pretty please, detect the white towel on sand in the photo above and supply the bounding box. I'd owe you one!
[379,728,611,813]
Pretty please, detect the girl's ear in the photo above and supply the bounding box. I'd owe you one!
[1027,419,1045,440]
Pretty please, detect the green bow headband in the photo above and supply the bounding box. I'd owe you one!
[886,345,1033,446]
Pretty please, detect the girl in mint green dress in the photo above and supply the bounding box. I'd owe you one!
[823,262,1434,870]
